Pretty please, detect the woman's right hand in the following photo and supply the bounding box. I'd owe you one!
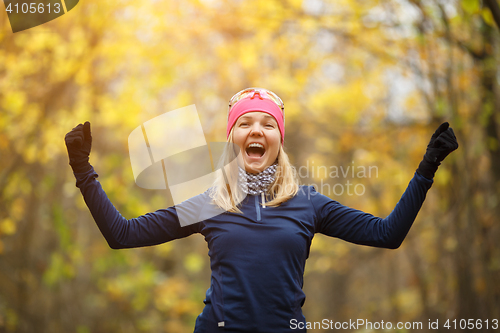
[65,121,92,173]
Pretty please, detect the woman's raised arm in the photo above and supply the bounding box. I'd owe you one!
[311,171,433,249]
[312,122,458,249]
[65,122,200,249]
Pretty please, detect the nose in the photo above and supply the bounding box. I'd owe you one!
[249,122,263,136]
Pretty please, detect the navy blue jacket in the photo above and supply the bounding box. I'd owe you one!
[74,167,433,332]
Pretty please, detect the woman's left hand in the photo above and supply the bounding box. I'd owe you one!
[416,122,459,179]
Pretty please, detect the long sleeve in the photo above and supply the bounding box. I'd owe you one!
[74,166,201,249]
[311,172,433,249]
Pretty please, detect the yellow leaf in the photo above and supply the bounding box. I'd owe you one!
[482,8,495,27]
[0,218,16,235]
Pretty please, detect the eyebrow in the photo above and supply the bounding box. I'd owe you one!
[263,115,278,123]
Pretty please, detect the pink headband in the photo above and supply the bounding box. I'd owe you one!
[226,96,285,144]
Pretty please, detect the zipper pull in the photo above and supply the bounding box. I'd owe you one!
[261,192,266,208]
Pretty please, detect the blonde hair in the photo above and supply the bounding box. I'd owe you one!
[209,129,299,213]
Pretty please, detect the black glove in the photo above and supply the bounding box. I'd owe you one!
[416,122,459,179]
[65,121,92,174]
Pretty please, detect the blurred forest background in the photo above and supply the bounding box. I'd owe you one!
[1,0,500,332]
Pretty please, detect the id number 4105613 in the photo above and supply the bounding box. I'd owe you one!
[5,2,62,14]
[444,319,498,330]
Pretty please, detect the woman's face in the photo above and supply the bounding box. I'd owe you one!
[232,112,281,174]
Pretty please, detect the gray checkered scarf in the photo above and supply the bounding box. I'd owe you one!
[238,162,278,195]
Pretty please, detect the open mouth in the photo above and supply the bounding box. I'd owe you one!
[245,143,266,159]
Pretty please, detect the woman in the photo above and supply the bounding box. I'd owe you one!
[65,88,458,332]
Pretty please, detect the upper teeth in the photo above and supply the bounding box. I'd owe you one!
[248,143,264,149]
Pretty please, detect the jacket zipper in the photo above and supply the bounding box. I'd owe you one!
[254,195,261,221]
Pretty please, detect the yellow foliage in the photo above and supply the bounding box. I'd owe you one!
[394,288,422,319]
[184,253,205,273]
[482,8,495,26]
[0,218,16,235]
[11,198,26,220]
